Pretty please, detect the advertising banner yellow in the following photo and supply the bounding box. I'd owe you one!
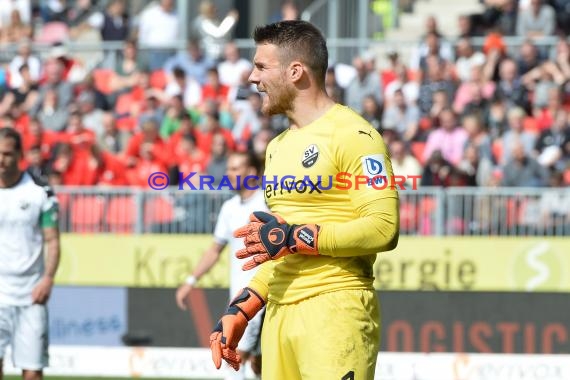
[55,235,570,292]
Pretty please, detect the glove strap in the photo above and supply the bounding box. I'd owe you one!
[227,287,265,321]
[288,224,320,255]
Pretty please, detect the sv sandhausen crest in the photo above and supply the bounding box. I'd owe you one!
[301,144,319,168]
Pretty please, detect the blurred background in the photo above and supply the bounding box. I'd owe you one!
[1,0,569,379]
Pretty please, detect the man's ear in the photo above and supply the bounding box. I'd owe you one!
[289,61,304,83]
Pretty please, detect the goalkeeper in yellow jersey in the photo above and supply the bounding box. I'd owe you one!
[209,20,400,380]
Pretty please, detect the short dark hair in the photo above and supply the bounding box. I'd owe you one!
[0,127,22,153]
[232,150,262,174]
[253,20,328,86]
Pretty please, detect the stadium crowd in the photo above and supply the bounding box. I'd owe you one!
[0,0,569,191]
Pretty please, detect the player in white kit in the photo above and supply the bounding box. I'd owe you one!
[0,128,60,380]
[176,150,268,380]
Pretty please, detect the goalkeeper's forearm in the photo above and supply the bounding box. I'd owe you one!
[317,195,399,257]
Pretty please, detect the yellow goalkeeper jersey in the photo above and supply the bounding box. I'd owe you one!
[249,103,400,304]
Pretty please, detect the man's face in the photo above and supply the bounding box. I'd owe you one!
[249,43,296,116]
[226,155,255,190]
[0,137,21,180]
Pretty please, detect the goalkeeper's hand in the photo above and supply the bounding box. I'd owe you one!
[210,287,265,371]
[233,211,320,270]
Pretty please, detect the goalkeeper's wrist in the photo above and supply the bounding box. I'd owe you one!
[288,223,320,254]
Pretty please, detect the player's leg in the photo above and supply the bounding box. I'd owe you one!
[12,305,49,380]
[294,289,381,380]
[261,302,302,380]
[0,305,15,380]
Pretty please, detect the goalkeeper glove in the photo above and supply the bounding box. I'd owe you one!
[210,287,265,371]
[233,211,320,270]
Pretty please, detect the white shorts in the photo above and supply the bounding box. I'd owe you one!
[0,304,49,370]
[237,306,264,354]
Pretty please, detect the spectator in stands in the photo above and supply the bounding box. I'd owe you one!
[98,112,129,154]
[427,89,452,129]
[128,141,169,187]
[249,128,276,172]
[84,0,129,42]
[7,40,40,90]
[535,86,563,131]
[454,38,486,83]
[501,106,537,165]
[77,72,111,111]
[109,39,145,93]
[191,0,239,63]
[271,0,300,23]
[22,118,59,161]
[389,139,422,188]
[344,55,383,114]
[201,67,230,107]
[481,0,518,36]
[324,66,345,104]
[453,64,496,116]
[360,95,383,132]
[138,91,166,127]
[487,94,509,140]
[40,0,66,22]
[535,109,570,170]
[423,108,468,166]
[136,0,179,70]
[420,150,455,187]
[460,83,492,121]
[0,63,38,118]
[384,64,419,107]
[418,57,455,116]
[78,91,105,137]
[382,89,420,141]
[456,143,494,186]
[164,38,215,86]
[89,144,128,186]
[25,145,49,183]
[495,58,531,114]
[517,40,542,76]
[538,171,570,229]
[175,134,208,175]
[231,92,262,148]
[32,59,73,117]
[457,14,477,38]
[463,114,493,161]
[63,110,96,155]
[411,16,454,70]
[160,95,189,139]
[501,140,549,186]
[516,0,556,40]
[164,66,202,110]
[196,109,235,157]
[217,42,253,88]
[125,119,168,168]
[206,133,229,186]
[167,113,198,153]
[35,89,69,132]
[0,4,31,42]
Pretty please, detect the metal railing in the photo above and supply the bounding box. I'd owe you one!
[53,186,570,236]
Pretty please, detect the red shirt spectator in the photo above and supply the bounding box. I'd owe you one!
[175,134,208,174]
[195,112,235,157]
[201,68,230,105]
[125,119,168,167]
[127,142,169,188]
[22,118,60,161]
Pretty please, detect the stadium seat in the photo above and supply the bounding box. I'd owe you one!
[523,117,539,135]
[106,196,137,233]
[150,70,167,90]
[399,201,417,233]
[116,116,137,131]
[34,22,69,44]
[115,93,135,115]
[144,196,175,226]
[411,142,426,165]
[70,195,106,233]
[93,69,115,95]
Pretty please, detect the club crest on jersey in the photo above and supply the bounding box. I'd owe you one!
[19,201,30,210]
[301,144,319,168]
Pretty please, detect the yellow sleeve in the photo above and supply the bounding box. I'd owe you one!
[317,124,400,257]
[247,260,274,301]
